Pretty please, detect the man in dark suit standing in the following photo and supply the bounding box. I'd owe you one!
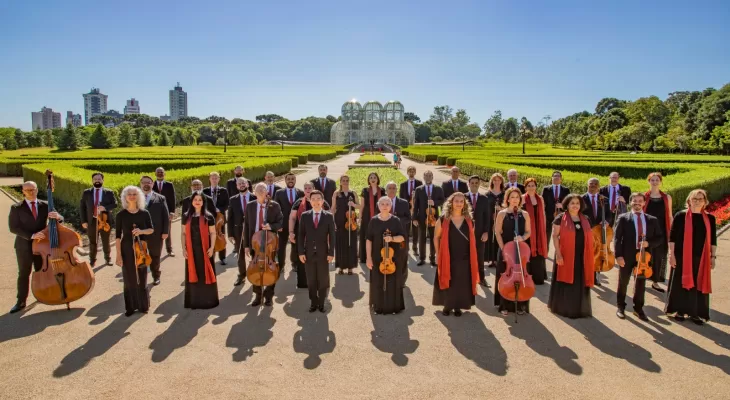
[228,177,256,286]
[80,172,117,268]
[385,181,411,282]
[140,175,170,285]
[203,171,230,265]
[273,173,303,272]
[8,181,64,313]
[298,190,335,312]
[582,177,613,287]
[263,171,282,199]
[399,166,422,254]
[600,171,631,216]
[541,170,570,246]
[153,167,176,256]
[412,170,446,267]
[466,175,491,288]
[505,169,525,193]
[311,164,336,205]
[613,193,663,322]
[226,165,252,199]
[181,180,216,223]
[442,166,468,199]
[243,183,284,307]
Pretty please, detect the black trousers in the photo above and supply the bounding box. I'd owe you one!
[410,222,419,251]
[650,242,668,283]
[546,224,553,249]
[234,235,246,276]
[15,246,42,302]
[88,223,112,263]
[149,255,162,280]
[277,231,294,271]
[165,219,173,253]
[417,223,436,261]
[617,259,646,311]
[476,237,486,281]
[305,257,329,307]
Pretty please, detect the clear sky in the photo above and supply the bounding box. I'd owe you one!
[1,0,728,131]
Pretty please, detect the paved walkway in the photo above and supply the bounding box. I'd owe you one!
[1,154,729,399]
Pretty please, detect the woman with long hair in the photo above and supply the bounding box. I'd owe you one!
[331,174,359,275]
[485,172,505,268]
[366,196,407,314]
[494,187,531,316]
[644,172,673,292]
[181,191,218,309]
[522,178,548,284]
[359,171,385,263]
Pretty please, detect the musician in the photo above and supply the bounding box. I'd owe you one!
[666,189,717,325]
[79,172,117,268]
[412,170,445,266]
[331,175,358,275]
[466,175,490,287]
[358,172,385,263]
[582,178,613,286]
[485,173,505,268]
[264,171,281,199]
[541,170,570,246]
[298,190,336,312]
[203,172,230,265]
[613,193,663,321]
[399,165,422,254]
[433,192,479,316]
[8,181,64,313]
[228,177,256,286]
[153,167,176,256]
[644,172,673,293]
[140,175,170,286]
[181,191,218,309]
[243,183,284,307]
[522,178,548,285]
[505,169,525,193]
[600,171,631,216]
[311,164,336,204]
[226,165,252,199]
[290,182,330,288]
[442,166,468,198]
[385,181,411,282]
[114,186,154,317]
[550,194,594,318]
[273,173,303,272]
[182,180,216,224]
[366,196,407,315]
[494,187,531,316]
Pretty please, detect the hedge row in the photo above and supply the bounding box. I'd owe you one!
[354,154,391,164]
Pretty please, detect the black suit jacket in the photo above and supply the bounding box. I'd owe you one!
[79,187,118,227]
[466,192,490,235]
[505,182,525,194]
[274,187,304,232]
[152,180,176,215]
[541,185,570,220]
[203,186,230,214]
[388,197,411,238]
[442,179,468,199]
[143,192,170,254]
[599,184,632,210]
[613,212,663,261]
[311,177,336,205]
[412,184,445,222]
[181,193,216,225]
[242,200,284,250]
[297,210,335,260]
[399,179,423,202]
[582,193,615,227]
[226,177,253,199]
[263,184,282,199]
[9,200,51,250]
[227,192,257,240]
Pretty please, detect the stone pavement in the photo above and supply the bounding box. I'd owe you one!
[0,154,729,399]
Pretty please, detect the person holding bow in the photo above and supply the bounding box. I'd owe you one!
[80,172,117,269]
[203,171,229,265]
[228,177,256,286]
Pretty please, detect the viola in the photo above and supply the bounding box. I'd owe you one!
[592,197,615,272]
[213,211,226,252]
[132,223,152,268]
[426,205,437,227]
[97,212,111,233]
[246,200,280,287]
[497,208,535,321]
[379,229,396,291]
[633,234,653,279]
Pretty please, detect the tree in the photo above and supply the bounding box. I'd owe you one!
[118,123,135,147]
[452,109,471,141]
[595,98,626,115]
[519,117,533,154]
[325,115,337,123]
[137,128,156,146]
[255,114,285,123]
[58,124,83,150]
[429,105,453,123]
[483,110,503,138]
[404,112,421,123]
[204,115,227,124]
[414,123,431,143]
[502,117,519,142]
[89,124,118,149]
[625,96,670,134]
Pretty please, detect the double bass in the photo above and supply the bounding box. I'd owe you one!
[246,200,280,287]
[592,197,615,272]
[212,188,227,252]
[497,208,535,322]
[31,170,95,309]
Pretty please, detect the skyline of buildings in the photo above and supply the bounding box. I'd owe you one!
[31,107,61,130]
[124,98,140,115]
[66,111,82,127]
[82,88,108,125]
[169,83,187,121]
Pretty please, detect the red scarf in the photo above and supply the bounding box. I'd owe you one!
[643,190,671,243]
[185,214,216,284]
[558,213,594,287]
[683,209,712,294]
[437,217,480,295]
[368,186,380,217]
[523,194,548,258]
[297,197,309,221]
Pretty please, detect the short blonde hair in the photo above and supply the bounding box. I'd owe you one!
[685,189,708,209]
[209,171,220,178]
[502,187,524,208]
[121,185,146,210]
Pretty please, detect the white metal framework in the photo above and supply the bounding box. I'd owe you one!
[330,99,415,145]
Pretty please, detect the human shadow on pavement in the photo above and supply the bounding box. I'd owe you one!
[369,288,424,366]
[0,308,83,344]
[506,313,583,375]
[331,272,365,308]
[284,286,336,369]
[406,255,436,287]
[85,292,125,325]
[226,296,276,362]
[436,310,508,376]
[274,267,298,305]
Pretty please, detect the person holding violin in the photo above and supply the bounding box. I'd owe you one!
[613,192,663,321]
[522,178,548,285]
[541,170,570,247]
[643,172,673,293]
[181,191,218,309]
[665,189,717,325]
[412,170,445,267]
[290,182,331,288]
[298,190,336,312]
[600,171,631,217]
[140,175,170,286]
[243,183,283,307]
[433,192,480,316]
[358,171,385,263]
[550,194,594,318]
[366,196,407,314]
[331,175,359,275]
[398,166,422,254]
[115,186,154,317]
[228,177,256,286]
[203,172,230,265]
[80,172,117,269]
[494,187,531,316]
[385,181,411,281]
[582,177,613,286]
[484,172,505,268]
[273,173,303,273]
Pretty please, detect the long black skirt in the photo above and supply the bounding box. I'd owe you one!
[528,255,547,285]
[432,263,475,311]
[335,228,358,270]
[665,256,711,320]
[548,263,592,318]
[121,245,149,313]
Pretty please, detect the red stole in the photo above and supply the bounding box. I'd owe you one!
[185,214,216,284]
[368,186,380,217]
[523,194,548,258]
[437,217,480,295]
[683,210,712,294]
[643,190,671,243]
[558,213,594,287]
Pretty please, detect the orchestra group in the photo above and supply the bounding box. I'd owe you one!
[7,163,718,327]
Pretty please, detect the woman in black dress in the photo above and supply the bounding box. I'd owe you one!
[666,189,717,325]
[181,191,218,309]
[494,187,531,316]
[549,194,594,318]
[433,192,479,316]
[485,173,505,268]
[643,172,673,292]
[289,182,330,288]
[522,178,548,285]
[366,196,407,314]
[115,186,154,317]
[331,174,359,275]
[359,172,385,263]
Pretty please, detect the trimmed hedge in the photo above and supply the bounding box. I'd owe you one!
[354,154,391,164]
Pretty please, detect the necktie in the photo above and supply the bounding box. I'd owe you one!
[426,185,431,198]
[258,204,264,230]
[554,185,558,200]
[241,194,247,215]
[158,181,162,192]
[314,212,320,229]
[612,187,618,211]
[320,178,325,190]
[288,189,294,205]
[269,185,274,197]
[635,212,643,249]
[94,189,99,217]
[31,201,37,219]
[409,180,414,197]
[145,194,150,206]
[454,180,458,190]
[592,195,597,219]
[391,198,395,214]
[472,193,477,206]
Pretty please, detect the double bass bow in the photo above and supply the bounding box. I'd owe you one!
[497,207,535,322]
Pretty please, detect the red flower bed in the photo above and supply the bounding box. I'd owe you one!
[706,194,730,227]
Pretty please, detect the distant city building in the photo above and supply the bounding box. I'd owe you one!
[83,88,108,125]
[66,111,82,127]
[124,98,140,115]
[31,107,62,130]
[160,115,172,122]
[169,82,188,121]
[100,110,124,127]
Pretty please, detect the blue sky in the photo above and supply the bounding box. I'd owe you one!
[1,0,728,131]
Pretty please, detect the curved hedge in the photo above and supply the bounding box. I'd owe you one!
[354,154,391,164]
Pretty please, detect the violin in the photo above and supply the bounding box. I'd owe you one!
[345,194,358,232]
[132,223,152,268]
[426,205,437,227]
[246,200,280,287]
[497,208,535,321]
[592,197,615,272]
[213,211,226,252]
[97,211,111,233]
[379,229,396,291]
[633,234,653,279]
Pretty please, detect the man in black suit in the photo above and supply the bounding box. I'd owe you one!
[243,183,284,306]
[140,175,170,285]
[226,165,252,200]
[311,164,336,205]
[153,167,176,256]
[263,170,282,199]
[505,169,525,193]
[541,170,570,246]
[298,190,335,312]
[385,181,411,282]
[442,166,468,199]
[466,175,491,288]
[203,171,230,265]
[80,172,117,268]
[399,166,422,254]
[8,181,64,313]
[600,171,631,216]
[181,180,216,223]
[273,173,303,272]
[613,193,663,322]
[582,178,613,287]
[228,177,256,286]
[412,170,446,267]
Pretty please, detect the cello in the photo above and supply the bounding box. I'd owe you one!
[592,196,615,272]
[246,199,280,288]
[213,211,227,252]
[31,170,95,309]
[379,229,396,291]
[497,207,535,322]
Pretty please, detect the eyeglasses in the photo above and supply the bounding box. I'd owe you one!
[690,197,706,202]
[128,193,138,197]
[22,189,37,192]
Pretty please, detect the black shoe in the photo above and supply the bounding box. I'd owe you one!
[430,260,437,267]
[634,310,649,321]
[220,260,227,265]
[309,305,317,313]
[124,310,134,317]
[9,302,26,314]
[651,283,665,293]
[616,309,626,319]
[479,278,489,288]
[454,309,463,317]
[318,305,325,313]
[264,299,273,307]
[417,260,425,266]
[234,275,244,286]
[251,298,262,307]
[442,308,450,316]
[90,261,96,269]
[691,317,705,326]
[168,251,175,257]
[153,279,161,286]
[595,279,602,287]
[674,314,686,322]
[105,258,112,265]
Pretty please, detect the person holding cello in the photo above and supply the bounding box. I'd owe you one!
[549,194,594,318]
[298,190,336,312]
[228,177,255,287]
[115,186,154,317]
[203,172,230,265]
[582,177,613,286]
[358,171,385,263]
[366,196,407,315]
[494,187,532,316]
[331,175,359,275]
[522,178,548,285]
[80,172,117,269]
[181,191,218,309]
[412,170,445,267]
[643,172,673,293]
[484,173,505,268]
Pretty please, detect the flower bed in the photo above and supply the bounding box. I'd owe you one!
[706,194,730,227]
